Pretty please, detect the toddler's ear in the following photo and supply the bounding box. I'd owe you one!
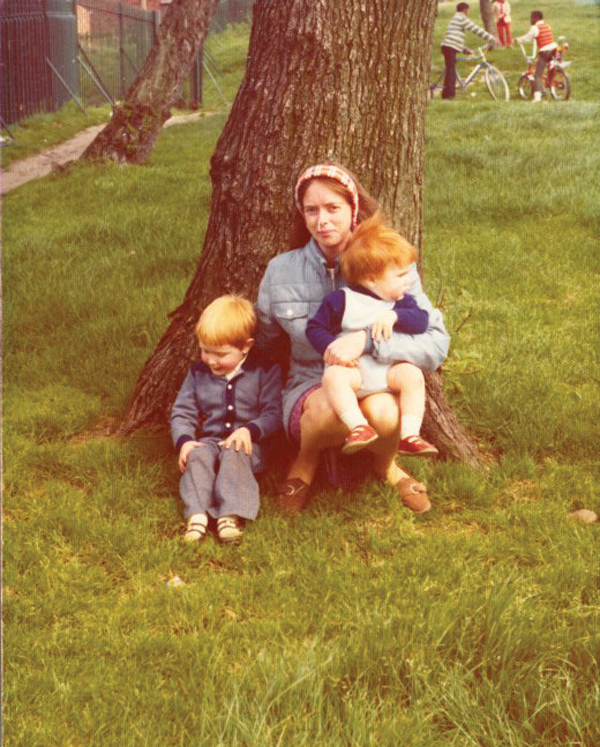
[243,338,255,354]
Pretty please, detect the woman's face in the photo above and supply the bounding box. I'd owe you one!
[302,180,353,260]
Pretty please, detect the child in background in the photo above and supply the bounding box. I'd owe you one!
[516,10,558,102]
[440,3,498,99]
[171,295,282,544]
[306,214,439,458]
[491,0,512,47]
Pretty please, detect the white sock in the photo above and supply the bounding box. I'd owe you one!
[401,415,422,440]
[339,407,369,432]
[188,512,208,527]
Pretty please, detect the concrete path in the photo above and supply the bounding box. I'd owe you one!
[1,111,209,195]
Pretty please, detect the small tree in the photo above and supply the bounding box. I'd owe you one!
[121,0,486,466]
[82,0,220,164]
[480,0,496,36]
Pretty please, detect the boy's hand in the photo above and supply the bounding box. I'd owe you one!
[179,441,203,473]
[371,310,397,341]
[324,330,366,367]
[220,427,253,455]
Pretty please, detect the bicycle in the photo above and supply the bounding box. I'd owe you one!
[429,46,510,101]
[517,37,571,101]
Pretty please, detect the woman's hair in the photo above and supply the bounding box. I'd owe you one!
[340,213,417,286]
[289,162,380,249]
[195,295,256,349]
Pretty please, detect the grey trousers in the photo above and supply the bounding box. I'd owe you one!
[179,441,260,520]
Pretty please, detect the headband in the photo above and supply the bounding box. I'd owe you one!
[294,165,360,229]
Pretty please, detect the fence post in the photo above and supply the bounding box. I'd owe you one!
[46,0,79,111]
[119,1,125,99]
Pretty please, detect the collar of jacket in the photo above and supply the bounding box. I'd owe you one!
[347,283,383,300]
[305,238,342,277]
[191,346,267,376]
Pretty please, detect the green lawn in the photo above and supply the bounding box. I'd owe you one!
[3,3,600,746]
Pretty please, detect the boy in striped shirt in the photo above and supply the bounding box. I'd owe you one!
[441,3,498,99]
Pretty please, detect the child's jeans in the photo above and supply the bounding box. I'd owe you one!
[180,441,260,520]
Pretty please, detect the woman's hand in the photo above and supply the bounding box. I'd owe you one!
[323,330,367,367]
[220,427,253,455]
[179,441,203,473]
[371,310,397,341]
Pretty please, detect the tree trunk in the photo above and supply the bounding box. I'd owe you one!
[480,0,496,36]
[121,0,487,466]
[82,0,220,164]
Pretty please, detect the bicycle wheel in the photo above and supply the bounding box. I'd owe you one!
[485,65,509,101]
[517,74,534,100]
[550,66,571,101]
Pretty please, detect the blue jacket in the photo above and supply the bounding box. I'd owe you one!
[256,238,450,434]
[170,348,283,470]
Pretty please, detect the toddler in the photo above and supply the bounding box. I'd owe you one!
[171,295,282,543]
[306,214,438,457]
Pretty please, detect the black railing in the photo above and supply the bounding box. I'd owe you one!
[1,0,254,126]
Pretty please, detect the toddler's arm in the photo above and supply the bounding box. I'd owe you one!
[305,290,346,355]
[369,265,450,370]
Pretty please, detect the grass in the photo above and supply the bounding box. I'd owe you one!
[3,2,600,745]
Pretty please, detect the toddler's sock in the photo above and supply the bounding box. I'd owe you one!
[400,415,422,440]
[339,407,369,432]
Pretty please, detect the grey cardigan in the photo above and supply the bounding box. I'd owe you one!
[256,238,450,435]
[170,348,283,471]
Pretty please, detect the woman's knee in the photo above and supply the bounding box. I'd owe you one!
[301,390,345,441]
[361,393,399,435]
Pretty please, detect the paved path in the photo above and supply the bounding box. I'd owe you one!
[1,111,209,195]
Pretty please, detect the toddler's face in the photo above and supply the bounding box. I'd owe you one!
[366,264,411,302]
[200,341,252,376]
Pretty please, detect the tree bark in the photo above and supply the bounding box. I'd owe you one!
[121,0,487,466]
[81,0,220,164]
[480,0,496,36]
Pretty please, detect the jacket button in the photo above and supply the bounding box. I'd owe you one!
[287,308,293,317]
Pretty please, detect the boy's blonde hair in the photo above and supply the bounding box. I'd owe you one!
[340,213,417,286]
[195,295,256,349]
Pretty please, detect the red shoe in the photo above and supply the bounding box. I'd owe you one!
[341,424,379,455]
[397,435,439,457]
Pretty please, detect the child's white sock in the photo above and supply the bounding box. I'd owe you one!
[401,415,422,440]
[339,407,369,432]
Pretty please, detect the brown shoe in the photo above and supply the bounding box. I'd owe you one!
[277,478,311,513]
[341,424,379,455]
[396,477,431,514]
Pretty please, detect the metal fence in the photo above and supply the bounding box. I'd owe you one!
[76,0,158,106]
[1,0,254,126]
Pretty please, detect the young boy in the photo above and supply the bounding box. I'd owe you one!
[440,3,498,99]
[305,214,439,458]
[516,10,557,102]
[171,295,282,544]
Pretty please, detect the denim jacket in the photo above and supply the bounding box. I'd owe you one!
[256,238,450,434]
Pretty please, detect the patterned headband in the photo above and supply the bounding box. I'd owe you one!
[294,164,360,229]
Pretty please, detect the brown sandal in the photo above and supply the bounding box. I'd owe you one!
[396,478,431,514]
[276,478,311,513]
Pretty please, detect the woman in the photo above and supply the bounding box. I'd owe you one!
[256,164,449,513]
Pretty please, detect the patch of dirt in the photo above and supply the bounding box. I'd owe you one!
[69,416,121,444]
[1,111,214,195]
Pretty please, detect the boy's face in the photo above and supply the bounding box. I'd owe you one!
[200,339,253,376]
[365,263,411,302]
